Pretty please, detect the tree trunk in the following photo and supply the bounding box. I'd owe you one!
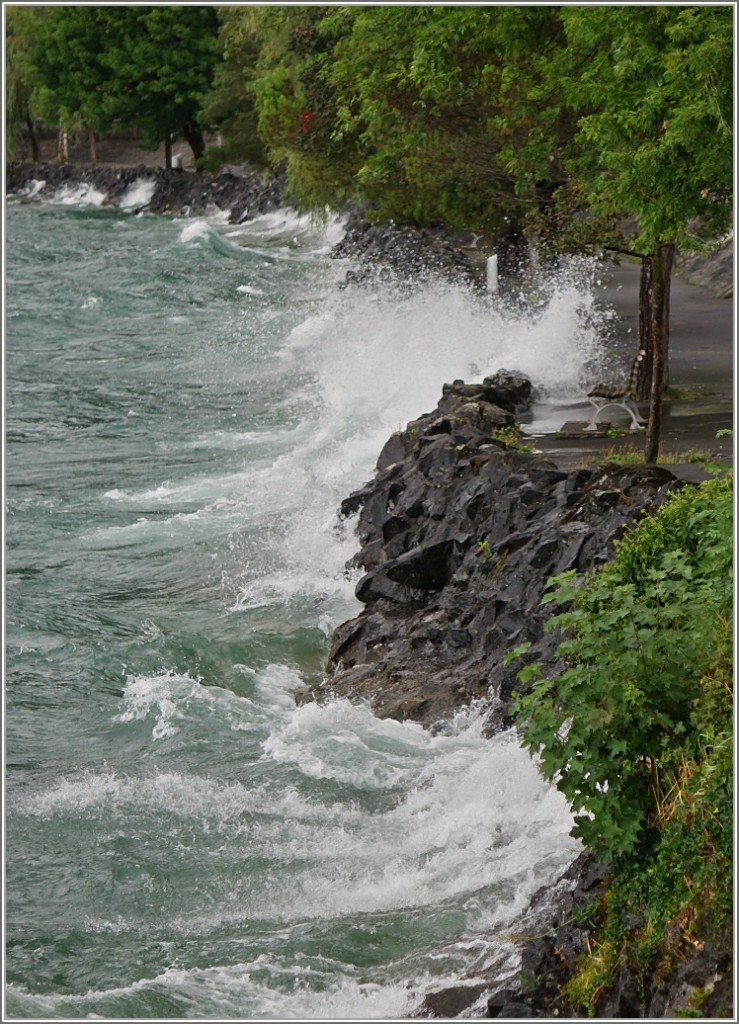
[26,116,40,162]
[183,122,206,169]
[643,244,675,464]
[87,124,97,167]
[635,257,653,400]
[660,247,673,392]
[164,135,172,170]
[636,250,673,400]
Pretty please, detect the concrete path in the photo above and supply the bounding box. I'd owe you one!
[532,257,734,475]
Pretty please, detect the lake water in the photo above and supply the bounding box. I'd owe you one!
[4,183,602,1020]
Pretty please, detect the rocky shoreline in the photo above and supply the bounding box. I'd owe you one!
[300,373,678,732]
[306,372,732,1018]
[8,160,732,297]
[8,159,731,1017]
[6,162,478,282]
[6,161,285,223]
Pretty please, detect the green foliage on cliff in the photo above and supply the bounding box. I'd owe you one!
[513,472,732,861]
[512,472,733,1011]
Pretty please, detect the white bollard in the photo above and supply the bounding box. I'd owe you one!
[172,154,184,170]
[486,254,499,293]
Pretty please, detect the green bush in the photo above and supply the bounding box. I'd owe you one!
[511,473,733,1012]
[511,473,733,863]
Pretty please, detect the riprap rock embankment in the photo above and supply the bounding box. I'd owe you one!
[6,162,284,222]
[310,375,726,1019]
[304,372,679,732]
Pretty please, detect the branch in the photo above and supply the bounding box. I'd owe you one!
[604,244,648,260]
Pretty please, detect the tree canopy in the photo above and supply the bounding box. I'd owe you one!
[18,6,220,163]
[556,5,733,254]
[204,4,732,256]
[9,4,731,246]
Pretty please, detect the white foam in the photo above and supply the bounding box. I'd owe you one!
[11,666,577,1018]
[226,207,347,255]
[118,178,155,211]
[226,260,612,621]
[178,218,212,243]
[5,958,420,1020]
[110,669,275,742]
[17,730,576,926]
[53,182,106,207]
[25,178,47,197]
[261,696,447,789]
[257,711,578,919]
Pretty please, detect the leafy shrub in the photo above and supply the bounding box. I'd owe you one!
[511,473,733,862]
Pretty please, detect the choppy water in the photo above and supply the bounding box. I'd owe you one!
[4,181,606,1020]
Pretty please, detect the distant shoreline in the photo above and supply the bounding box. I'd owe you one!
[6,159,285,223]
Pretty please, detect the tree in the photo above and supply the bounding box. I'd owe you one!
[28,6,220,168]
[247,6,571,239]
[5,7,48,161]
[100,6,220,166]
[198,7,269,172]
[30,6,115,165]
[247,5,364,208]
[556,7,733,461]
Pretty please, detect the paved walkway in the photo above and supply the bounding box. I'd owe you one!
[532,257,734,475]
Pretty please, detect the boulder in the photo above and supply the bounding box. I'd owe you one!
[308,373,679,729]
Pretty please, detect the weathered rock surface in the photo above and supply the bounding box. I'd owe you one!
[302,371,678,731]
[331,211,475,286]
[414,847,732,1018]
[6,162,285,223]
[676,235,733,299]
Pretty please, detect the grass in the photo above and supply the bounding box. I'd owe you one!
[588,445,726,467]
[490,425,535,453]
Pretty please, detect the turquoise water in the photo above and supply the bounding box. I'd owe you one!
[4,186,593,1020]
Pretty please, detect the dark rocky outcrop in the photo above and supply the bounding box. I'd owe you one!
[6,162,285,223]
[316,375,732,1018]
[300,371,678,730]
[331,211,476,286]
